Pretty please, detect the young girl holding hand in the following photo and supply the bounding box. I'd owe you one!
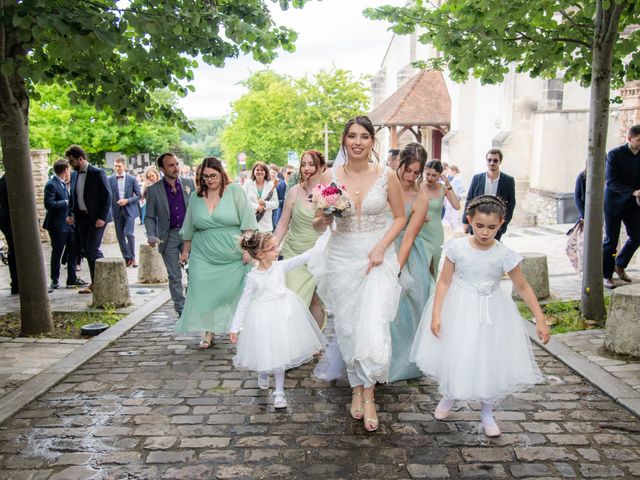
[229,231,326,409]
[411,195,550,437]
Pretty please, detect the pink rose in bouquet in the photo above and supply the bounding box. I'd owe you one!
[311,182,351,217]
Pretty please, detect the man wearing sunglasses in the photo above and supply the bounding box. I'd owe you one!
[462,148,516,241]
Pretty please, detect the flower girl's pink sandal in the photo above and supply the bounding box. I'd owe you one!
[350,391,364,420]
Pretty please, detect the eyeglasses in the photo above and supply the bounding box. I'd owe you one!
[202,174,218,180]
[486,158,500,164]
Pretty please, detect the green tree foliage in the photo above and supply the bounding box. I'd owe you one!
[179,118,227,163]
[366,0,640,321]
[222,68,369,172]
[29,84,183,160]
[0,0,307,334]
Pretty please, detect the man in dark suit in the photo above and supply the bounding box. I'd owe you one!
[144,153,195,315]
[0,175,18,294]
[109,157,141,267]
[65,145,112,294]
[602,124,640,289]
[44,159,87,290]
[462,148,516,241]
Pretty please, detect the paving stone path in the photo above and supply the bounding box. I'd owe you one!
[2,303,640,479]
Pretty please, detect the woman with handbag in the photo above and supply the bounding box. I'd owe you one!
[244,162,280,232]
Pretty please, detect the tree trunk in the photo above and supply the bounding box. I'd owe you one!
[0,6,53,334]
[581,1,625,321]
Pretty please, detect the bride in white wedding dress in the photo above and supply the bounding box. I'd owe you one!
[312,116,406,432]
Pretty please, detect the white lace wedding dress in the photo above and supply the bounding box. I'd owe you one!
[311,167,402,386]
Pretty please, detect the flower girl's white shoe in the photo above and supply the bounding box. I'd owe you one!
[258,373,269,390]
[273,392,287,409]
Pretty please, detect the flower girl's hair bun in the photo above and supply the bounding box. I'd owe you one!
[239,231,275,259]
[467,195,507,219]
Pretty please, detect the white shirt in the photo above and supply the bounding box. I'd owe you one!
[117,175,125,200]
[484,173,500,196]
[75,165,88,211]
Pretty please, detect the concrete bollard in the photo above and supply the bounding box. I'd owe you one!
[512,252,550,300]
[92,257,131,308]
[102,222,117,244]
[605,284,640,357]
[137,244,168,284]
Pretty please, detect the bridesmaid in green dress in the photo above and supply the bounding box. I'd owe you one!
[420,158,460,279]
[177,157,258,349]
[390,145,433,381]
[274,150,332,329]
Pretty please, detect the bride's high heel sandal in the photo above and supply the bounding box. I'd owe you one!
[363,397,378,432]
[350,391,364,420]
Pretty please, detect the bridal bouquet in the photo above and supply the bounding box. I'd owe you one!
[311,182,351,217]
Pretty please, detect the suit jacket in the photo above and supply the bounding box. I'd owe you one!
[44,176,72,232]
[109,173,141,218]
[604,144,640,214]
[144,177,195,253]
[68,164,112,223]
[463,171,516,234]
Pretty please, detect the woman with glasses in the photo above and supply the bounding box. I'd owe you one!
[175,157,258,349]
[420,157,460,279]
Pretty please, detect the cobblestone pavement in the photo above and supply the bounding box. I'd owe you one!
[2,303,640,479]
[556,329,640,394]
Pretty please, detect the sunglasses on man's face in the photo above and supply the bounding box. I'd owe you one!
[486,158,500,164]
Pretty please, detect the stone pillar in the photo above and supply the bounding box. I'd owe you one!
[620,80,640,140]
[137,244,168,284]
[604,284,640,357]
[512,252,550,300]
[92,257,131,308]
[31,149,50,242]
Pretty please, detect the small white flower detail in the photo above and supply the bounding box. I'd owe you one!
[477,282,495,296]
[184,186,191,195]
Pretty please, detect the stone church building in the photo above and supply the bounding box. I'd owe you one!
[370,30,640,225]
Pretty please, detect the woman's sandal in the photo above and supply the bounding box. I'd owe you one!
[350,391,364,420]
[199,332,214,349]
[363,398,378,432]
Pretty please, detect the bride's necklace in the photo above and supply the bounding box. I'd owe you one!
[343,164,363,196]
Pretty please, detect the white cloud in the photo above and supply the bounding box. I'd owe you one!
[178,0,404,118]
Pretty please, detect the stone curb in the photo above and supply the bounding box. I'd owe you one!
[0,289,171,426]
[525,320,640,419]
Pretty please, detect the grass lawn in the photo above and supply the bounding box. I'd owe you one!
[0,304,125,339]
[517,297,610,334]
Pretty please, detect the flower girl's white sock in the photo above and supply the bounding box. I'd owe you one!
[274,369,285,395]
[480,402,496,426]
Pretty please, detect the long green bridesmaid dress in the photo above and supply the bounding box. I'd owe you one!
[419,185,446,279]
[280,201,321,307]
[176,183,258,334]
[389,202,434,382]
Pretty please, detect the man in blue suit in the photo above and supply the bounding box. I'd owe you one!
[462,148,516,241]
[44,159,87,290]
[109,157,141,267]
[603,124,640,289]
[65,145,112,294]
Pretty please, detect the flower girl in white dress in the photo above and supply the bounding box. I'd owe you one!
[411,195,551,437]
[229,231,326,409]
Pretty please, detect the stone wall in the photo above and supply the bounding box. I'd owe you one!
[525,188,580,226]
[620,80,640,138]
[31,149,51,242]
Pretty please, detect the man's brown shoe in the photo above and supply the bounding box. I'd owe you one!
[615,266,632,283]
[604,278,616,290]
[79,284,93,294]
